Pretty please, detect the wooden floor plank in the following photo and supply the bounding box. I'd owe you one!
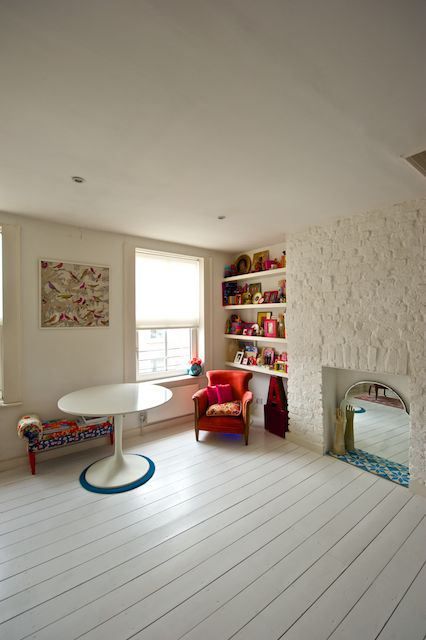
[75,469,375,640]
[0,449,325,638]
[0,424,423,640]
[327,516,426,639]
[148,477,400,640]
[0,434,290,560]
[376,559,426,640]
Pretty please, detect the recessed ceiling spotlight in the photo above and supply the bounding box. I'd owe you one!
[217,215,226,220]
[72,176,86,183]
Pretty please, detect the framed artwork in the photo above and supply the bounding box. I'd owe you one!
[248,282,262,296]
[40,259,110,328]
[242,357,248,365]
[235,254,252,275]
[234,351,244,364]
[257,311,272,328]
[252,250,270,272]
[264,318,277,338]
[262,347,275,365]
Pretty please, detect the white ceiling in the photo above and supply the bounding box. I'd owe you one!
[0,0,425,251]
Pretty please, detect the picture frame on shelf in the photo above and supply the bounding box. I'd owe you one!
[264,318,277,338]
[234,351,244,364]
[262,347,275,365]
[242,357,248,365]
[230,321,243,335]
[235,254,251,275]
[257,311,272,328]
[252,250,269,272]
[263,290,279,303]
[248,282,262,296]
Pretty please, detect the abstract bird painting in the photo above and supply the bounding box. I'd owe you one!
[40,260,109,327]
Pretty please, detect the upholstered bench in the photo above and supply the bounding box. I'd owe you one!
[17,414,114,474]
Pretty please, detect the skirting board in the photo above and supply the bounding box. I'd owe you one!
[285,431,324,455]
[0,414,194,474]
[409,479,426,498]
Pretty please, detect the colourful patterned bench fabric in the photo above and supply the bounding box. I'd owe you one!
[17,415,114,473]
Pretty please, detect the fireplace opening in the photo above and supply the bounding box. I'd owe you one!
[322,368,410,487]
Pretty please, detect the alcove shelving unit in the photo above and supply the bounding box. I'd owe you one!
[222,266,288,378]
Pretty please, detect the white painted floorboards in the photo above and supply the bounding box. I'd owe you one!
[0,424,425,640]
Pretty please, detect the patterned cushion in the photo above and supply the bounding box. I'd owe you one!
[17,415,43,440]
[206,401,242,417]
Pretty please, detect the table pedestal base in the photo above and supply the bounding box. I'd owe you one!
[80,454,155,493]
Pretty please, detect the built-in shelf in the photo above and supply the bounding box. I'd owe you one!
[225,361,288,378]
[224,334,287,344]
[224,303,286,310]
[222,267,286,283]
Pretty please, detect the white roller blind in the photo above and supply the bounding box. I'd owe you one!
[136,249,200,329]
[0,230,3,324]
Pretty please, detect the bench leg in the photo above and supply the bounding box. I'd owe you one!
[28,452,36,475]
[109,432,114,446]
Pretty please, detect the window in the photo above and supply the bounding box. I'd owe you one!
[0,229,2,398]
[135,249,201,380]
[0,224,22,404]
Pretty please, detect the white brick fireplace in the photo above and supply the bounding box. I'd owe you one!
[286,198,425,494]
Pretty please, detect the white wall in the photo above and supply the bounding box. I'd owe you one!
[0,211,229,465]
[286,198,425,490]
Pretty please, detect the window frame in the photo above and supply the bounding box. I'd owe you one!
[136,326,198,382]
[131,247,204,383]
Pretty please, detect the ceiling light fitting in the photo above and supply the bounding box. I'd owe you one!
[72,176,86,183]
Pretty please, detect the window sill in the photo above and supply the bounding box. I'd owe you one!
[140,374,207,388]
[0,401,23,408]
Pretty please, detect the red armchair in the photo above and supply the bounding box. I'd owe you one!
[192,370,253,445]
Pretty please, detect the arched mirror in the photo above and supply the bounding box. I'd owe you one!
[341,381,409,467]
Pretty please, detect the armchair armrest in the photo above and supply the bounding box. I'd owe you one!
[192,388,209,418]
[242,390,253,424]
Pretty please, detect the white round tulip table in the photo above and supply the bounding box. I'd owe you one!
[58,383,172,494]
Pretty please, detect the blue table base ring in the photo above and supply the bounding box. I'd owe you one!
[80,454,155,494]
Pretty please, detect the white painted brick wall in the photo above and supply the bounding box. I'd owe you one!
[286,198,426,487]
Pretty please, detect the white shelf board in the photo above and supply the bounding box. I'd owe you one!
[224,334,287,344]
[224,303,286,310]
[225,361,288,378]
[222,267,286,283]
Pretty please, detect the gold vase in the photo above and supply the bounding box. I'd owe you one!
[345,405,355,451]
[333,407,346,455]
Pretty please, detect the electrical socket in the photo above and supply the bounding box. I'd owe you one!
[138,411,147,427]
